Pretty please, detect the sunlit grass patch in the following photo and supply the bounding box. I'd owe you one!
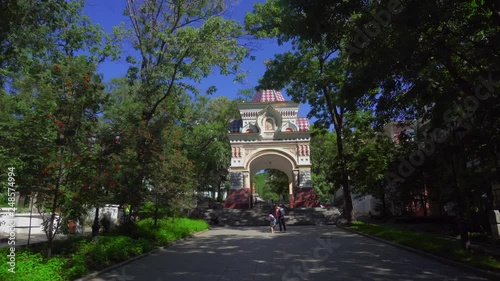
[136,217,209,244]
[347,221,500,272]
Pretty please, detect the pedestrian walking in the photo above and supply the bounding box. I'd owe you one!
[268,212,276,233]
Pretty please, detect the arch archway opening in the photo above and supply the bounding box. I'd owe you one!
[253,169,289,206]
[247,152,295,208]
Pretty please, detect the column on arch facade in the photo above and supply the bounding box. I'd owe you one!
[223,170,252,209]
[293,168,320,208]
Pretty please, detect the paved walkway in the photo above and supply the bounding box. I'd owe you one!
[89,225,492,281]
[0,227,93,248]
[0,232,66,248]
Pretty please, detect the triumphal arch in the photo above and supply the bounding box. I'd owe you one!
[224,89,319,209]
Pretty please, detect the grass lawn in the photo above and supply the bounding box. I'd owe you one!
[346,221,500,273]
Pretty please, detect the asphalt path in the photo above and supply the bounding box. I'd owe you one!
[88,225,492,281]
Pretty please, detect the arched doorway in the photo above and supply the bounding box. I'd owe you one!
[248,150,295,208]
[224,89,319,209]
[252,168,289,204]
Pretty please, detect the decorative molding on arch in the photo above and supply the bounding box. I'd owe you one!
[241,123,259,133]
[257,105,282,134]
[281,121,299,132]
[244,148,299,171]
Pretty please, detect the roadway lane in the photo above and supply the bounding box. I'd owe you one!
[89,225,492,281]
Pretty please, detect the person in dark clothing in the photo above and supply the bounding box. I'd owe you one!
[274,205,286,232]
[279,205,287,231]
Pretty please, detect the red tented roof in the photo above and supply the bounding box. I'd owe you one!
[297,117,309,132]
[252,89,286,102]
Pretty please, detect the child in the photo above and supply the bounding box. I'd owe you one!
[268,212,276,233]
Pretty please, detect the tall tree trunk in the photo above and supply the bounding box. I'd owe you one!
[451,152,471,251]
[129,131,149,227]
[47,194,59,258]
[334,126,355,223]
[47,146,65,258]
[421,194,428,216]
[92,206,100,238]
[217,181,223,202]
[380,188,387,218]
[489,143,500,209]
[320,64,355,223]
[154,194,159,228]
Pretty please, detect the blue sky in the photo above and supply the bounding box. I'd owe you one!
[84,0,311,118]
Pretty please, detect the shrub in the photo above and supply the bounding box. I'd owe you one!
[139,201,169,219]
[0,218,206,281]
[0,250,66,281]
[136,218,208,245]
[75,239,107,269]
[66,235,156,274]
[65,253,87,280]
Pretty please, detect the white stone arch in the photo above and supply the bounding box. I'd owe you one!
[225,89,319,209]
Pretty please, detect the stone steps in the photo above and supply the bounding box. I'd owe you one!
[204,207,341,226]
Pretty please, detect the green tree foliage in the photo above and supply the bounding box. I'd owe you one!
[121,0,248,214]
[253,169,288,202]
[235,88,256,102]
[343,112,394,194]
[310,129,339,202]
[336,0,499,224]
[267,169,289,198]
[310,111,396,214]
[245,0,382,222]
[183,96,239,201]
[246,0,499,227]
[303,0,500,206]
[0,0,121,256]
[0,0,68,86]
[103,77,197,224]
